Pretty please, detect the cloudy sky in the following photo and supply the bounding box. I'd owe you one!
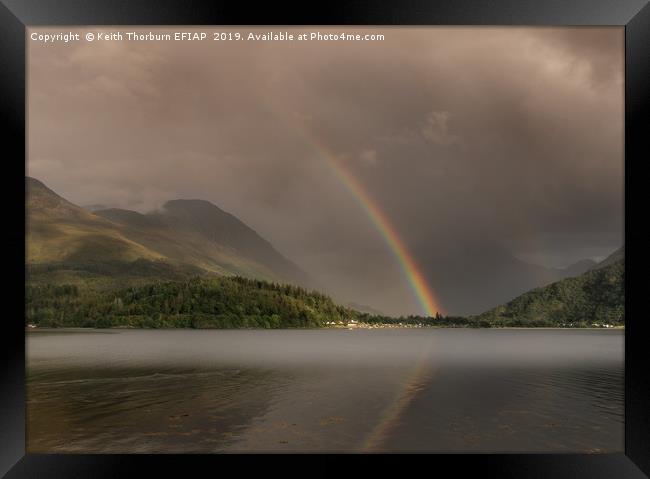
[28,27,624,316]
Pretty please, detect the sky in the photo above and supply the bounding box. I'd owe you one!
[27,27,624,316]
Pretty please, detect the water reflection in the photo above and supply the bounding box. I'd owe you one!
[27,329,623,452]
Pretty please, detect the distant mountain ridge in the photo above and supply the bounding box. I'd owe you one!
[591,246,624,271]
[562,258,598,276]
[418,243,602,316]
[94,199,311,285]
[347,302,385,316]
[27,177,164,265]
[474,248,624,327]
[26,176,313,287]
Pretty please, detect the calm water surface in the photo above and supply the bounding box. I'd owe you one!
[26,329,623,453]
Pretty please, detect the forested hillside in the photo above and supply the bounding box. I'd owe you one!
[26,276,357,329]
[474,258,624,327]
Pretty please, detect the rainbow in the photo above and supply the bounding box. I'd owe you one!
[322,155,441,317]
[293,125,443,317]
[267,104,443,446]
[360,343,437,451]
[361,357,435,450]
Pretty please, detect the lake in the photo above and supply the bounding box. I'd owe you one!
[26,328,623,453]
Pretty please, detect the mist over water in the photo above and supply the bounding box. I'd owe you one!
[27,329,623,453]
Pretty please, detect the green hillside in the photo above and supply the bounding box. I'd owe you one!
[27,177,164,265]
[26,276,358,329]
[474,257,624,327]
[25,256,624,329]
[592,246,624,270]
[27,177,312,287]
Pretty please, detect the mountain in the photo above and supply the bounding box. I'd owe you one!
[82,203,110,212]
[26,177,312,288]
[562,258,598,277]
[418,242,602,316]
[347,302,385,316]
[27,177,164,265]
[473,253,624,327]
[94,200,311,284]
[592,246,624,270]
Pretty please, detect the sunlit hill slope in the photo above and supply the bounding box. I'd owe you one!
[26,177,312,288]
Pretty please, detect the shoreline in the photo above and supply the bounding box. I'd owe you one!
[26,325,625,331]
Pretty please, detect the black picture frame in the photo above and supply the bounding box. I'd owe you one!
[1,1,648,477]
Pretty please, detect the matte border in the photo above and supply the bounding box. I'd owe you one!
[1,1,648,477]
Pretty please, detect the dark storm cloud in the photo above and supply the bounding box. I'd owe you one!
[28,27,623,315]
